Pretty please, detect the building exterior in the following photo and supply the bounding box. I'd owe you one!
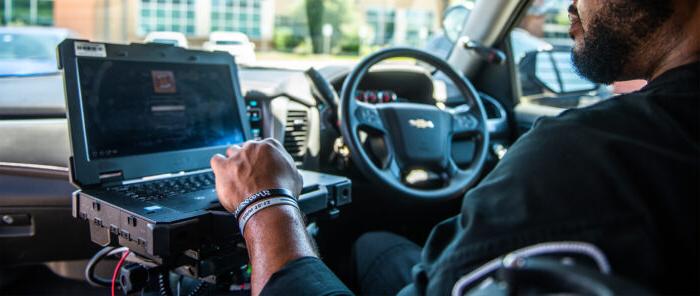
[52,0,138,44]
[3,0,453,49]
[273,0,447,48]
[2,0,55,26]
[18,0,275,47]
[359,0,443,47]
[137,0,274,41]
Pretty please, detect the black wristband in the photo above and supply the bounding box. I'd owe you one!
[233,188,296,220]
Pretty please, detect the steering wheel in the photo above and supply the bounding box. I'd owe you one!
[339,47,489,201]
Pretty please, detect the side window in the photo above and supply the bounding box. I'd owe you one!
[510,0,646,110]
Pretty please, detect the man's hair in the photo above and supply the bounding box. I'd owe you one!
[571,0,674,84]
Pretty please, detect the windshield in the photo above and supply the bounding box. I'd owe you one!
[0,30,65,77]
[0,0,471,72]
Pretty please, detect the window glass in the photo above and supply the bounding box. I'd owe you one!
[404,10,433,48]
[365,8,395,46]
[211,0,261,38]
[140,0,196,36]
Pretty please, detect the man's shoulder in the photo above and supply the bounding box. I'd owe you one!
[520,98,626,149]
[532,87,698,149]
[540,61,700,138]
[535,94,644,132]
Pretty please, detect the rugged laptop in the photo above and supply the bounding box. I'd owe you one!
[58,39,351,261]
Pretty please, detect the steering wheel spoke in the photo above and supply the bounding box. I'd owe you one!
[447,158,474,179]
[372,155,402,181]
[351,102,387,133]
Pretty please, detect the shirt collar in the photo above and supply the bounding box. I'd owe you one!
[641,61,700,92]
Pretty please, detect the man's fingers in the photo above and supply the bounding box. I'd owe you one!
[226,144,242,157]
[264,138,285,150]
[210,154,227,172]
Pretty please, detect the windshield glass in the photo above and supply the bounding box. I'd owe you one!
[0,0,472,72]
[0,29,65,76]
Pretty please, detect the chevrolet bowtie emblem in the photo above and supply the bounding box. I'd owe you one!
[408,119,435,129]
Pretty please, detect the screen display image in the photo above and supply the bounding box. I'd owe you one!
[77,59,244,160]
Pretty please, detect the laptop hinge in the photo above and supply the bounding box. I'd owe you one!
[98,170,124,185]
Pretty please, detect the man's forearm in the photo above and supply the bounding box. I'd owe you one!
[243,205,317,295]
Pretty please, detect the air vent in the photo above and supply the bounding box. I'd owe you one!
[283,110,309,162]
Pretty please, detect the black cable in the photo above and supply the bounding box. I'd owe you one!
[89,247,207,295]
[85,246,116,287]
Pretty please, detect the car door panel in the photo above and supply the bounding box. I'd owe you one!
[0,161,97,266]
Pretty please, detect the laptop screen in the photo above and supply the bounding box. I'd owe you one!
[77,59,244,160]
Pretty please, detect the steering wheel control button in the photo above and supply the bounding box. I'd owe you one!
[455,114,478,131]
[355,107,380,128]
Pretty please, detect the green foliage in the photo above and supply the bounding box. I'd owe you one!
[338,33,360,54]
[554,11,571,25]
[273,27,306,52]
[303,0,359,54]
[292,39,313,55]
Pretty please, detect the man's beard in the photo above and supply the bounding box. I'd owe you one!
[571,1,672,84]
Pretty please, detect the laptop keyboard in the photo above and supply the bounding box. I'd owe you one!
[107,172,215,202]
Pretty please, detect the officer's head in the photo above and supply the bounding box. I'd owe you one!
[568,0,699,84]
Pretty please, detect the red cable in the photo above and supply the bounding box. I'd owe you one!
[111,250,130,296]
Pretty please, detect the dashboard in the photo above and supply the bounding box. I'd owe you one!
[0,63,511,269]
[0,65,510,173]
[239,64,510,172]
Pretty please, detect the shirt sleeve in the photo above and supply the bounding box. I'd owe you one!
[260,256,354,296]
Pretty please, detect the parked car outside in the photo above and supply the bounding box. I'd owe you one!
[0,26,74,77]
[143,31,189,48]
[202,31,256,65]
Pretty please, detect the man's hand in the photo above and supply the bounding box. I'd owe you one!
[210,138,303,213]
[210,138,315,296]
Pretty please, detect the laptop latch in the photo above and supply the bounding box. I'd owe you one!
[99,170,124,184]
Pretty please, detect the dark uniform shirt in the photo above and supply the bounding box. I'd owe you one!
[261,61,700,295]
